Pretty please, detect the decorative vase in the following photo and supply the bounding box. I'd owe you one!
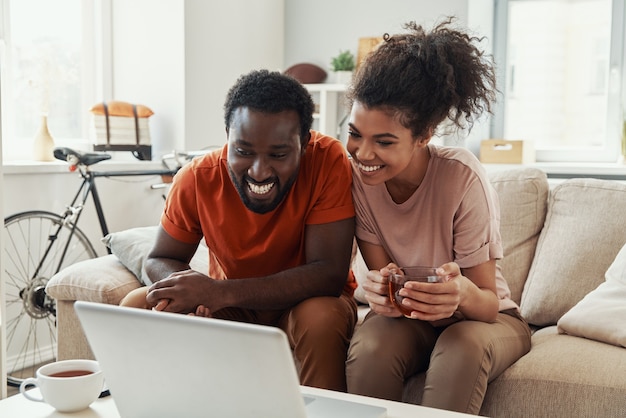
[334,70,353,85]
[33,114,55,161]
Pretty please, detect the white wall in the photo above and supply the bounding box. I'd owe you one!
[111,0,285,158]
[0,89,5,398]
[110,0,187,162]
[284,0,470,70]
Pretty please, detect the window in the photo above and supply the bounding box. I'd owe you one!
[493,0,625,162]
[1,0,107,161]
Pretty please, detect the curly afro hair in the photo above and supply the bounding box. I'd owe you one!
[224,69,315,145]
[348,17,497,139]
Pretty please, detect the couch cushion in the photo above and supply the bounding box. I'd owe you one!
[557,241,626,347]
[479,326,626,417]
[46,254,142,304]
[520,178,626,326]
[488,168,548,305]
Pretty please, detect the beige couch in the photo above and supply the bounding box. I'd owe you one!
[46,167,626,417]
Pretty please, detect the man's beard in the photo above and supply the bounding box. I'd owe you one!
[228,167,299,214]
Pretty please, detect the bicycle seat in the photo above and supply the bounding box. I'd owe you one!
[54,147,112,166]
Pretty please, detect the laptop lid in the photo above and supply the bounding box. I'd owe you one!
[74,301,386,418]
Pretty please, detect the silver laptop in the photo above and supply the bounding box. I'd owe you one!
[74,301,387,418]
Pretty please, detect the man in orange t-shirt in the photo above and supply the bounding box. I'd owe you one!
[125,70,357,392]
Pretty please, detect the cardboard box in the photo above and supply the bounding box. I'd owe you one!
[480,139,535,164]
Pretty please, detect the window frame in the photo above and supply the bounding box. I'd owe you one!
[492,0,626,163]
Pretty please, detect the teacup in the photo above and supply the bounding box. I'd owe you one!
[19,359,104,412]
[388,266,440,316]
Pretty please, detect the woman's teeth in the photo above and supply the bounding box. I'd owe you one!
[358,162,382,172]
[248,182,274,195]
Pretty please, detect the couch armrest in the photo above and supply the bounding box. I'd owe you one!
[46,254,143,361]
[46,254,142,305]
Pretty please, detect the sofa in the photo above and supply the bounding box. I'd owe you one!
[46,167,626,417]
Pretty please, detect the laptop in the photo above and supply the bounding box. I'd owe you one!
[74,301,387,418]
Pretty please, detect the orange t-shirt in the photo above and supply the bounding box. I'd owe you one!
[161,131,356,294]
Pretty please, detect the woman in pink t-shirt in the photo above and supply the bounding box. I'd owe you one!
[345,18,531,414]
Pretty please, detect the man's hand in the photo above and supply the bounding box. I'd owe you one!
[146,269,221,314]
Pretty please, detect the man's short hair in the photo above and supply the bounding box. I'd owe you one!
[224,69,315,145]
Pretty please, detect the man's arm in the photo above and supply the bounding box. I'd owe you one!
[144,225,199,283]
[145,217,355,314]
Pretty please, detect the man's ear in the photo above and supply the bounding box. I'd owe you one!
[301,132,311,154]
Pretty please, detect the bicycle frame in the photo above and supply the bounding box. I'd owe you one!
[38,164,178,278]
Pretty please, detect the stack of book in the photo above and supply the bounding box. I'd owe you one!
[89,101,154,160]
[90,114,151,147]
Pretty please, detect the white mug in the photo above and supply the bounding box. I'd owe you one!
[19,359,104,412]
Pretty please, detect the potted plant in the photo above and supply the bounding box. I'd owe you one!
[330,50,355,84]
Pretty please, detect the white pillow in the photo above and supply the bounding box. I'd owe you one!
[101,226,157,285]
[557,241,626,348]
[352,246,369,305]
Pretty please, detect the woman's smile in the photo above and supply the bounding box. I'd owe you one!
[356,161,384,173]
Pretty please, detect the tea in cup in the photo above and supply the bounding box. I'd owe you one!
[19,359,104,412]
[389,266,440,316]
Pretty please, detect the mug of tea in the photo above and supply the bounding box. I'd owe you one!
[389,266,441,316]
[19,359,104,412]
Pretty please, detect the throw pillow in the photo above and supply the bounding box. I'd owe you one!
[352,246,369,305]
[101,226,158,285]
[520,178,626,326]
[102,226,209,285]
[488,168,548,305]
[557,241,626,347]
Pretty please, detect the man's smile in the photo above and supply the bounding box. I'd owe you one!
[248,181,275,195]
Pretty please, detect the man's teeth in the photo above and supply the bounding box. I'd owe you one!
[248,182,274,195]
[358,162,382,172]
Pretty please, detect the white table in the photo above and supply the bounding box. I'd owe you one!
[0,386,474,417]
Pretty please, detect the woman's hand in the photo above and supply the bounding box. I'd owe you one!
[362,263,404,317]
[399,262,465,321]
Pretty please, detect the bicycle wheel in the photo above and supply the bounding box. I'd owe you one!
[3,210,97,386]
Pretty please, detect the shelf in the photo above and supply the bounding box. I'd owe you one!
[304,84,348,139]
[303,83,347,92]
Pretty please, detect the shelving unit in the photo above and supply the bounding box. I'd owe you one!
[304,83,348,141]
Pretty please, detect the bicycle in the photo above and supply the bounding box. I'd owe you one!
[3,146,199,387]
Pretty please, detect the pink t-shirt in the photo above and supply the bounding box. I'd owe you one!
[352,144,518,312]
